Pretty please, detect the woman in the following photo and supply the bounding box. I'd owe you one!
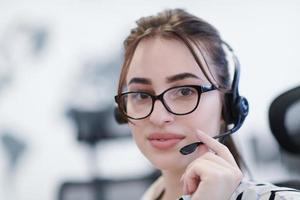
[114,9,300,200]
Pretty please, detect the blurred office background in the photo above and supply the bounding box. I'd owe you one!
[0,0,300,200]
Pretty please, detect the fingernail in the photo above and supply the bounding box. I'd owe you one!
[180,171,186,182]
[196,129,205,135]
[196,130,205,140]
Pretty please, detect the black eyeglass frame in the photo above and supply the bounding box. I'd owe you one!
[114,84,217,120]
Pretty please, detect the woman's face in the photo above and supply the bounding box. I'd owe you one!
[125,37,223,172]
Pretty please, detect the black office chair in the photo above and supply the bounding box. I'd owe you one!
[57,170,161,200]
[268,85,300,190]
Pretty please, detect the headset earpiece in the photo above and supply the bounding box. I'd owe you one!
[222,41,249,129]
[237,96,249,123]
[232,96,249,128]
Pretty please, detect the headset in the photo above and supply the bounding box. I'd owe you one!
[114,41,249,155]
[221,41,249,134]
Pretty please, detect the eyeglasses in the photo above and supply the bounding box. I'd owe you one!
[114,85,217,120]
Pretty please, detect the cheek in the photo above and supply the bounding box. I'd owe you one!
[128,122,146,148]
[128,123,140,139]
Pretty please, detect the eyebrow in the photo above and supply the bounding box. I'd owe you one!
[166,72,200,83]
[128,77,152,85]
[128,72,200,85]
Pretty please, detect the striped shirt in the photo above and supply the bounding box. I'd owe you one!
[142,177,300,200]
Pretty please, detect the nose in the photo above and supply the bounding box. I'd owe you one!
[149,100,174,126]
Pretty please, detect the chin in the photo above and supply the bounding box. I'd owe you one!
[145,150,194,172]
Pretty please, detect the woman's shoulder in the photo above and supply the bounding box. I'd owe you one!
[230,180,300,200]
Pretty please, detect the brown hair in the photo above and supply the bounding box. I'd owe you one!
[117,9,245,169]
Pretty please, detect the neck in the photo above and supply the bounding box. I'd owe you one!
[161,169,184,200]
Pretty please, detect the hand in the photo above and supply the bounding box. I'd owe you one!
[181,130,243,200]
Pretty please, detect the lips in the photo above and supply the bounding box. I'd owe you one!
[148,133,185,150]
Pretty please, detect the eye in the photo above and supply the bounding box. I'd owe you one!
[137,93,149,99]
[167,86,197,100]
[174,87,196,97]
[179,87,194,96]
[130,92,151,101]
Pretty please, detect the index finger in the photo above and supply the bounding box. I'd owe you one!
[196,130,238,167]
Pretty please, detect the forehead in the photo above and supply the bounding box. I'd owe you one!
[126,37,208,84]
